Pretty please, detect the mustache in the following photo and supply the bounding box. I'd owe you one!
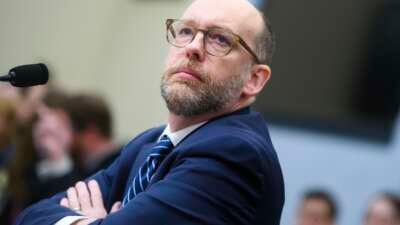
[165,60,205,79]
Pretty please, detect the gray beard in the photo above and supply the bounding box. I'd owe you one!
[160,70,247,117]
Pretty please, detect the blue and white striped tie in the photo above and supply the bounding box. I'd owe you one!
[122,135,174,206]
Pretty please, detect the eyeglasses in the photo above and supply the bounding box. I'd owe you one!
[166,19,260,64]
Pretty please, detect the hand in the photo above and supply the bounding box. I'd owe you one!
[60,180,121,220]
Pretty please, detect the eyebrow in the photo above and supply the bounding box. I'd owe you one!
[182,19,234,33]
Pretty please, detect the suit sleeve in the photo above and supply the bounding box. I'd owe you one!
[86,137,267,225]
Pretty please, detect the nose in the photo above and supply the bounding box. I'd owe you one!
[185,32,206,62]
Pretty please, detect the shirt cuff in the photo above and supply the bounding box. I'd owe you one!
[54,216,88,225]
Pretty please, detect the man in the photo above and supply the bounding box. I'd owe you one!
[66,94,120,177]
[364,192,400,225]
[14,0,284,224]
[296,190,338,225]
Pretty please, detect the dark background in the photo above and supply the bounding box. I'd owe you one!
[254,0,400,142]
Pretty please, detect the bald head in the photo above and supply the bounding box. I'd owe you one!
[162,0,274,122]
[184,0,263,24]
[182,0,274,65]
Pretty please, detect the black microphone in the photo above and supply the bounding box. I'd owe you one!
[0,63,49,87]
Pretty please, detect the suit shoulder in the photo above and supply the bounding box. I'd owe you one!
[177,115,280,174]
[194,115,274,154]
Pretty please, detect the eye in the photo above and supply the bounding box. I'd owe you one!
[208,32,232,47]
[178,27,194,36]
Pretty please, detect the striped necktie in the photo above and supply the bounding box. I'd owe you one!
[122,135,174,206]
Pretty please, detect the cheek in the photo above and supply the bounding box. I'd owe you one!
[211,59,242,80]
[165,48,184,66]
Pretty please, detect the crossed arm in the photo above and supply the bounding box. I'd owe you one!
[16,137,266,225]
[58,180,121,225]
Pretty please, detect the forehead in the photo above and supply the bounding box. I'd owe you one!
[181,0,261,40]
[369,199,396,215]
[302,199,331,213]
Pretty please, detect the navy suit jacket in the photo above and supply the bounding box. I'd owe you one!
[15,107,284,225]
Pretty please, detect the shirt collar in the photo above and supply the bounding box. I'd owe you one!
[159,121,207,147]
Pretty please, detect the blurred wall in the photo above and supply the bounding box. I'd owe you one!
[0,0,189,140]
[0,1,398,225]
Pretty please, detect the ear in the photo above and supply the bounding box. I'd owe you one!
[242,64,271,97]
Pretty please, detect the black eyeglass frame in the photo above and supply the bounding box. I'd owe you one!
[165,19,261,64]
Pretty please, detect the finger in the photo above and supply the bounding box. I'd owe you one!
[75,181,92,211]
[110,201,121,213]
[60,197,69,208]
[88,180,104,208]
[67,187,80,210]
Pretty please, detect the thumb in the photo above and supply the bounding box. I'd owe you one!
[110,201,122,213]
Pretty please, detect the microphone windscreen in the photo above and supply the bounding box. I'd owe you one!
[9,63,49,87]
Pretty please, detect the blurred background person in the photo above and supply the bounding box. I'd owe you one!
[15,87,48,125]
[66,93,121,177]
[296,189,338,225]
[23,90,81,204]
[0,98,17,175]
[0,84,49,224]
[364,192,400,225]
[0,97,17,223]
